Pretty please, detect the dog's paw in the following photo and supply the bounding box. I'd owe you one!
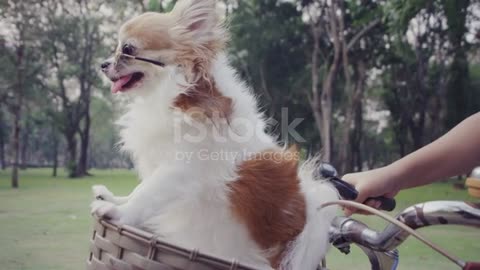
[92,185,114,202]
[90,200,119,220]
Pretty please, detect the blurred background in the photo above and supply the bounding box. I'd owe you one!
[0,0,479,269]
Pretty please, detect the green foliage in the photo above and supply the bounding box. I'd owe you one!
[375,0,479,154]
[229,0,316,146]
[442,0,473,128]
[66,160,77,177]
[147,0,176,12]
[442,0,470,46]
[348,0,384,28]
[383,0,429,32]
[148,0,162,11]
[89,97,130,168]
[469,64,480,106]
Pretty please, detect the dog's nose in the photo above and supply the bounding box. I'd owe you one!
[100,60,111,71]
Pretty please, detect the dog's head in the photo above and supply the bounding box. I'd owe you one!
[101,0,225,96]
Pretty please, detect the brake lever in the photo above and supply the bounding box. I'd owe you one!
[318,163,396,212]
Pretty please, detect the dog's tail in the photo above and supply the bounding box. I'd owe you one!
[279,156,338,270]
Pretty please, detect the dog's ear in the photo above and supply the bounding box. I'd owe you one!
[170,0,221,44]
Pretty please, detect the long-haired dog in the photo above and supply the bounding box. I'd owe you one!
[92,0,337,269]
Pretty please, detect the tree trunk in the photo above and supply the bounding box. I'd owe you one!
[310,22,323,154]
[351,101,363,171]
[337,0,354,167]
[339,60,367,173]
[11,45,24,188]
[319,90,333,162]
[76,109,91,177]
[311,42,337,162]
[309,2,341,163]
[11,105,21,188]
[65,130,78,178]
[410,121,425,151]
[446,50,471,129]
[52,133,58,177]
[394,123,407,157]
[20,116,29,170]
[0,130,5,170]
[75,11,96,178]
[348,76,366,172]
[444,0,471,129]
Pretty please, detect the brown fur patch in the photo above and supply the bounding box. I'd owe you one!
[228,147,306,268]
[120,13,173,51]
[172,44,232,120]
[173,76,232,120]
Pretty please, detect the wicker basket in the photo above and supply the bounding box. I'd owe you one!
[86,216,259,270]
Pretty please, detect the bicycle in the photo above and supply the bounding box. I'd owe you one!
[86,164,480,270]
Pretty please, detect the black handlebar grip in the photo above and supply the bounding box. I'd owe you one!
[317,163,396,211]
[368,196,396,212]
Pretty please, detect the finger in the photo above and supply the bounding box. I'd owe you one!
[344,206,376,216]
[355,194,368,205]
[365,198,382,209]
[344,207,355,216]
[344,199,379,216]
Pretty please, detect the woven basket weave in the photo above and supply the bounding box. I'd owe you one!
[86,216,259,270]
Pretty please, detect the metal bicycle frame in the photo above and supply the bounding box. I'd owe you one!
[327,201,480,270]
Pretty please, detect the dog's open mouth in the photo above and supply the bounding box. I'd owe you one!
[111,72,144,93]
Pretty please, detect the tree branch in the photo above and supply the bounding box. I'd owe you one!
[347,18,381,52]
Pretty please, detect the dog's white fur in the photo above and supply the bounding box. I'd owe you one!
[92,1,337,269]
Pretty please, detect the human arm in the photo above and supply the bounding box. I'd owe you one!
[343,112,480,215]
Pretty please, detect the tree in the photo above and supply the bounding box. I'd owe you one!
[40,0,109,177]
[304,0,342,162]
[334,0,383,172]
[0,1,43,187]
[302,0,382,168]
[0,110,7,170]
[443,0,474,129]
[382,0,471,155]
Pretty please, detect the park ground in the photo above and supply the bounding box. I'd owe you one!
[0,168,478,270]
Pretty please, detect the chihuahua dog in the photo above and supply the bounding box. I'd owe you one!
[92,0,337,269]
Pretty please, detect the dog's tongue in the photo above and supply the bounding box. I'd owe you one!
[111,74,133,93]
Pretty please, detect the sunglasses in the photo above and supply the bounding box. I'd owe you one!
[121,53,165,67]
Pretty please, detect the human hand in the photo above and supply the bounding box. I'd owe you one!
[342,166,400,216]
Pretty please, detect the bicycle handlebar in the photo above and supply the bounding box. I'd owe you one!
[328,201,480,270]
[331,201,480,252]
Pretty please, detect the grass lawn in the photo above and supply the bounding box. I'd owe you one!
[0,168,478,270]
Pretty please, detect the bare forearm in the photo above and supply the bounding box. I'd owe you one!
[388,113,480,190]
